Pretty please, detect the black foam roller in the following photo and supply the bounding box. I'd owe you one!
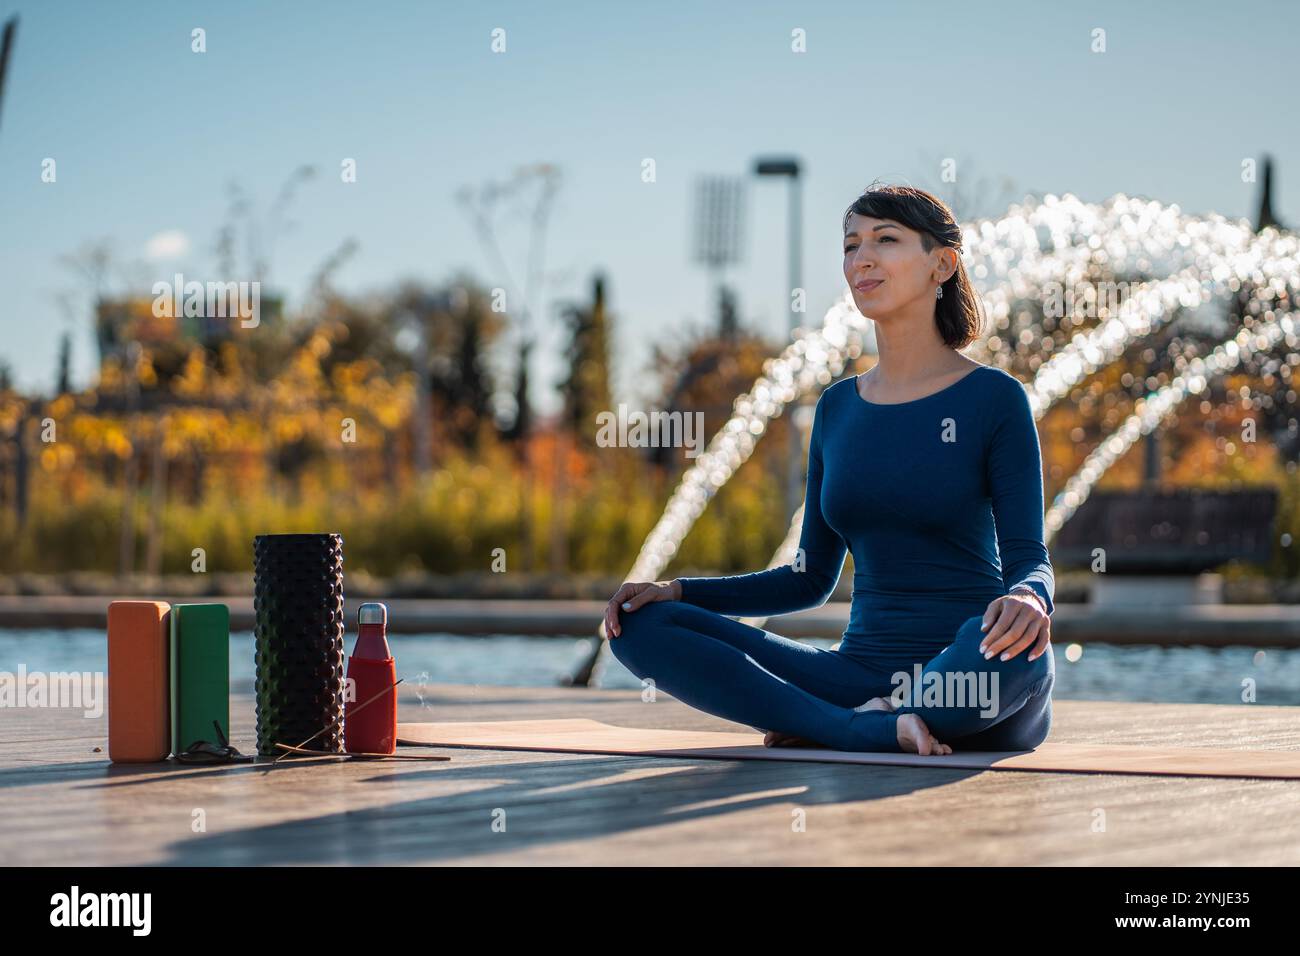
[253,533,346,756]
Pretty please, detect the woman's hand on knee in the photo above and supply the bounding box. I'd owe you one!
[603,579,682,638]
[978,588,1050,662]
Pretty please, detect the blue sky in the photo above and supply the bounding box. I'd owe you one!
[1,0,1296,410]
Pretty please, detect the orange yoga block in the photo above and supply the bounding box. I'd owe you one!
[107,600,172,762]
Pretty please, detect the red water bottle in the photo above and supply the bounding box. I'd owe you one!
[344,602,397,754]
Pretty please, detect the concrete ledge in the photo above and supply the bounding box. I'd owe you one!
[4,595,1300,646]
[1091,572,1224,608]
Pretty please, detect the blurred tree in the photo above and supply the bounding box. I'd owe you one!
[443,289,494,451]
[556,272,613,449]
[56,332,71,395]
[646,308,781,471]
[0,16,17,143]
[313,293,410,376]
[503,337,532,444]
[390,279,503,452]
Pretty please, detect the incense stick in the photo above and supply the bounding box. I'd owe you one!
[274,741,450,761]
[272,677,404,764]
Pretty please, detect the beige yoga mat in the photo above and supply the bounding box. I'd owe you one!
[396,717,1300,781]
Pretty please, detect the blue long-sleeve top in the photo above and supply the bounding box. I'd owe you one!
[676,365,1055,670]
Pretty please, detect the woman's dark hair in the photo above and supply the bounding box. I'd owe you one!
[842,182,985,350]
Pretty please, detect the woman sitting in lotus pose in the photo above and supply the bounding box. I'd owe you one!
[603,183,1055,756]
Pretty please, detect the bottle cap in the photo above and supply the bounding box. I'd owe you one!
[358,602,387,626]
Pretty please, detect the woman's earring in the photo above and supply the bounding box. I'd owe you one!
[935,285,944,300]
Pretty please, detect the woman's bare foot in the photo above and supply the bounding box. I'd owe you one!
[896,714,952,756]
[763,730,825,748]
[853,696,896,713]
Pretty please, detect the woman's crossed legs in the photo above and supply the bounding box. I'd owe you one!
[607,600,1054,754]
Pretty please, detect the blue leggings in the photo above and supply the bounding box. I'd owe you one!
[608,600,1055,753]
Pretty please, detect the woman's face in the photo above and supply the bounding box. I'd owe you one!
[843,213,951,319]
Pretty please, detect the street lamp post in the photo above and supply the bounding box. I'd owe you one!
[754,157,804,519]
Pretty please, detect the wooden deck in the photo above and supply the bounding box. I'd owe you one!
[2,686,1299,865]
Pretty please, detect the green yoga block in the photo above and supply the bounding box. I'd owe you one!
[169,603,230,755]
